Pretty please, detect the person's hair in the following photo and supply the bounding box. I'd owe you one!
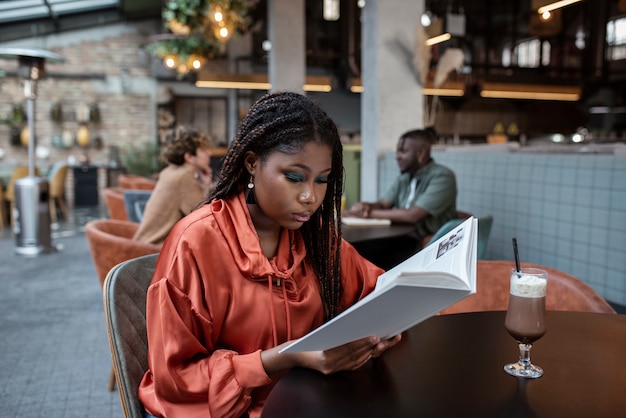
[400,127,436,145]
[210,91,344,320]
[160,125,212,166]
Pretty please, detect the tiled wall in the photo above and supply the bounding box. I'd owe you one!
[378,149,626,306]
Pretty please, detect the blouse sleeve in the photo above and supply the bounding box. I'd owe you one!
[143,259,272,417]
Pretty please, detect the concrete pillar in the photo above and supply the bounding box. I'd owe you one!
[226,32,253,143]
[360,0,424,201]
[268,0,305,93]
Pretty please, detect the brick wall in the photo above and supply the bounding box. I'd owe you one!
[0,23,157,171]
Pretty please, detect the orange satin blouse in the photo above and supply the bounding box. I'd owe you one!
[138,192,383,418]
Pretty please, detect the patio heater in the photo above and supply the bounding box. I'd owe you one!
[0,48,65,256]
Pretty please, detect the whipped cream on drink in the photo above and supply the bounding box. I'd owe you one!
[510,273,547,297]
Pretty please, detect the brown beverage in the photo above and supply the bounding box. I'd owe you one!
[504,268,548,378]
[505,294,546,343]
[504,270,547,344]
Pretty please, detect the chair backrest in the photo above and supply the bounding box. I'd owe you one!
[84,219,161,288]
[5,166,40,201]
[439,260,617,314]
[118,174,157,191]
[46,161,65,179]
[48,164,69,197]
[103,253,158,418]
[476,215,493,260]
[103,187,129,221]
[123,190,152,223]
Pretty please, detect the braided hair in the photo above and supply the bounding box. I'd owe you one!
[210,91,344,320]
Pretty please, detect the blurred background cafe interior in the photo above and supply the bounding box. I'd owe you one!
[0,1,625,311]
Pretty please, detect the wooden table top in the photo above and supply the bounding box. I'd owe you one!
[262,311,626,418]
[341,223,415,244]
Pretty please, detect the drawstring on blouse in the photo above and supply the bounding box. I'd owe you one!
[266,275,292,347]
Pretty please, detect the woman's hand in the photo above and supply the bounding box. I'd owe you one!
[262,334,402,377]
[343,202,371,218]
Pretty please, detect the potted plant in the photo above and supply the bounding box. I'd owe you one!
[0,103,26,146]
[121,141,164,178]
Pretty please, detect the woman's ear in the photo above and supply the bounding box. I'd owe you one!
[244,151,258,175]
[183,152,193,164]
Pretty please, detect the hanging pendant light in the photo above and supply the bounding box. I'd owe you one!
[20,126,29,146]
[76,124,90,148]
[145,0,250,77]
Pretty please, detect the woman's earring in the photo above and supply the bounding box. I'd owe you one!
[246,177,256,204]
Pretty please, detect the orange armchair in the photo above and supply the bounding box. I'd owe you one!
[103,187,129,222]
[84,218,161,391]
[439,260,616,315]
[118,174,157,191]
[84,219,161,289]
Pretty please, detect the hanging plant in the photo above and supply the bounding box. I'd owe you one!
[89,103,101,123]
[147,0,252,76]
[162,0,249,38]
[9,126,21,147]
[146,35,225,78]
[50,102,63,122]
[1,103,26,147]
[11,103,25,126]
[146,36,224,60]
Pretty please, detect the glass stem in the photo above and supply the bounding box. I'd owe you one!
[518,343,533,368]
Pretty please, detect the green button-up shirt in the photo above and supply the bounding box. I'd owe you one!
[383,160,457,237]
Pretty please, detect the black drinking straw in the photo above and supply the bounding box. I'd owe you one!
[512,238,521,272]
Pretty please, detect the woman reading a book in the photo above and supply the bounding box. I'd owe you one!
[139,92,401,418]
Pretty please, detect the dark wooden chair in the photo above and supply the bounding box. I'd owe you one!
[103,253,158,418]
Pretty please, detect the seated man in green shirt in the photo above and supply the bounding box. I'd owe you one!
[345,128,458,242]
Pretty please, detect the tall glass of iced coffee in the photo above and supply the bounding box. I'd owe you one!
[504,267,548,379]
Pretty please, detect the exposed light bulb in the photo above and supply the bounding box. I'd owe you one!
[421,11,433,27]
[541,11,552,20]
[187,55,205,70]
[219,27,229,38]
[214,11,223,22]
[164,54,178,69]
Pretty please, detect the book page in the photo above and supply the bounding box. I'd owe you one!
[376,217,475,292]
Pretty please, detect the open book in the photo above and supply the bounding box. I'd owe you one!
[280,216,477,353]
